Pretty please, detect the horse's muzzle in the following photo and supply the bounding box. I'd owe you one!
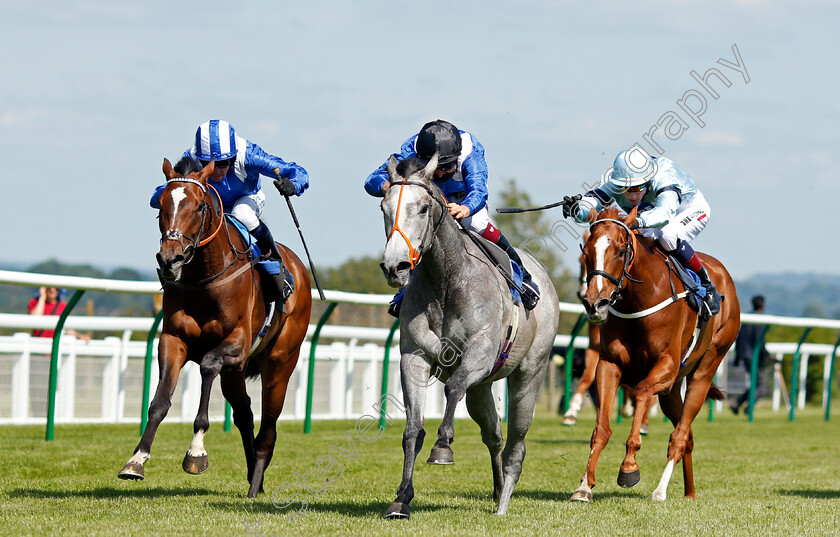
[156,251,185,282]
[380,261,411,288]
[583,297,610,324]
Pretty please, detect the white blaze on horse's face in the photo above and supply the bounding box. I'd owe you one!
[170,187,187,220]
[594,235,610,292]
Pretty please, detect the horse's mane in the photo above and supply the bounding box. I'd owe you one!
[597,207,624,221]
[396,157,428,180]
[174,156,199,176]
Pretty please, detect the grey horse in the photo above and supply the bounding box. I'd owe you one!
[379,155,560,517]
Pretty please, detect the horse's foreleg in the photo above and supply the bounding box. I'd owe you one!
[563,348,599,425]
[571,360,620,502]
[620,356,679,489]
[220,371,255,484]
[385,353,430,519]
[430,350,492,466]
[182,339,241,475]
[496,363,544,515]
[119,335,186,480]
[464,383,504,508]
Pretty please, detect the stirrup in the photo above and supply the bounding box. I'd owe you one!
[520,281,540,311]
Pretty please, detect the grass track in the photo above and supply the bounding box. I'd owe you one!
[1,406,839,536]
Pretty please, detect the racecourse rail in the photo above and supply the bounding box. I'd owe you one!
[0,269,838,441]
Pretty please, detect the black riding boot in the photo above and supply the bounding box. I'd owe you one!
[696,266,721,318]
[494,232,540,310]
[671,239,720,319]
[253,222,293,302]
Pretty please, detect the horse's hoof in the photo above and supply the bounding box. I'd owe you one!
[383,502,410,519]
[562,415,577,426]
[617,469,641,488]
[640,424,649,435]
[427,446,454,465]
[182,452,209,475]
[570,489,592,502]
[118,462,145,480]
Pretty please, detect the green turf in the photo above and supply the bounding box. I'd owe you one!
[1,406,839,536]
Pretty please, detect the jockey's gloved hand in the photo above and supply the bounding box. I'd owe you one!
[274,177,297,197]
[629,220,640,230]
[561,195,581,218]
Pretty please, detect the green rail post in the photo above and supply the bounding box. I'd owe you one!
[304,302,337,433]
[45,289,85,441]
[379,318,400,430]
[616,388,624,424]
[563,314,588,415]
[825,333,840,422]
[788,327,812,423]
[140,309,165,435]
[746,325,770,423]
[224,402,232,432]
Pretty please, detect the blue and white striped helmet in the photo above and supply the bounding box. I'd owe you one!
[608,146,658,189]
[194,120,238,161]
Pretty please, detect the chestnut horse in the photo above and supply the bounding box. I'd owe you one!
[118,158,311,498]
[571,207,739,502]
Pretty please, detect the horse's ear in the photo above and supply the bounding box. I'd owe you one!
[162,158,178,179]
[197,159,215,184]
[586,209,597,223]
[625,206,639,228]
[386,155,399,181]
[422,152,439,179]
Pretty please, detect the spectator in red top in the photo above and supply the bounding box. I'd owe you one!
[27,287,90,341]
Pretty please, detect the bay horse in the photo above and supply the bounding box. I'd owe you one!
[379,155,560,517]
[118,158,312,498]
[571,207,739,502]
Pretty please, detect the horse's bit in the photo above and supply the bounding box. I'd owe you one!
[585,217,642,305]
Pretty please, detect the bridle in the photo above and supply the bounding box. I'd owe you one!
[585,217,643,305]
[385,179,448,270]
[160,177,224,266]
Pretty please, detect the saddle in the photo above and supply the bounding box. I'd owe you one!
[227,216,295,304]
[465,230,524,306]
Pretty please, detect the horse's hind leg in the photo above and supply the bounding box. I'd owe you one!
[119,335,186,480]
[249,348,298,499]
[651,384,685,501]
[496,364,544,515]
[220,370,255,484]
[465,383,504,507]
[182,351,227,475]
[385,353,430,519]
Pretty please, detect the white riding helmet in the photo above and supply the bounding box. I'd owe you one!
[608,146,658,190]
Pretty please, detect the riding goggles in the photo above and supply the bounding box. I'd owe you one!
[199,158,234,169]
[625,184,647,193]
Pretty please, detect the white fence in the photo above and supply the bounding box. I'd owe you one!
[1,269,839,426]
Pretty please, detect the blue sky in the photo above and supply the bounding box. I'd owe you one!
[2,1,838,280]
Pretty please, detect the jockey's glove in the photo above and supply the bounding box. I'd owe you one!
[274,177,297,197]
[629,220,640,230]
[561,195,581,218]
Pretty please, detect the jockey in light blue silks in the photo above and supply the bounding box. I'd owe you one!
[561,146,721,317]
[151,119,309,300]
[365,119,540,316]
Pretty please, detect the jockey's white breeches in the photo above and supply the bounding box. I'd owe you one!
[459,206,492,234]
[230,189,266,231]
[639,191,710,251]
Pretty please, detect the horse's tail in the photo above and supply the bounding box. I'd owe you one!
[706,383,726,401]
[245,356,263,380]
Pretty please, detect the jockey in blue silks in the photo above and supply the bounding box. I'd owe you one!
[561,146,721,317]
[365,119,540,316]
[150,119,309,300]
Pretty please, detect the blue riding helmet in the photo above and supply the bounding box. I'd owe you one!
[194,120,238,161]
[609,146,658,190]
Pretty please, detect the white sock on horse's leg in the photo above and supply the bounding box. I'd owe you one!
[651,459,675,501]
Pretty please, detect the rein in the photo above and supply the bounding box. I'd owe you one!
[585,217,642,305]
[386,179,448,270]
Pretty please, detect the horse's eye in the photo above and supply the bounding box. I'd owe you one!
[419,205,429,215]
[617,250,625,258]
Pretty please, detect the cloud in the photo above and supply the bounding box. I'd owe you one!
[694,130,745,147]
[0,109,49,126]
